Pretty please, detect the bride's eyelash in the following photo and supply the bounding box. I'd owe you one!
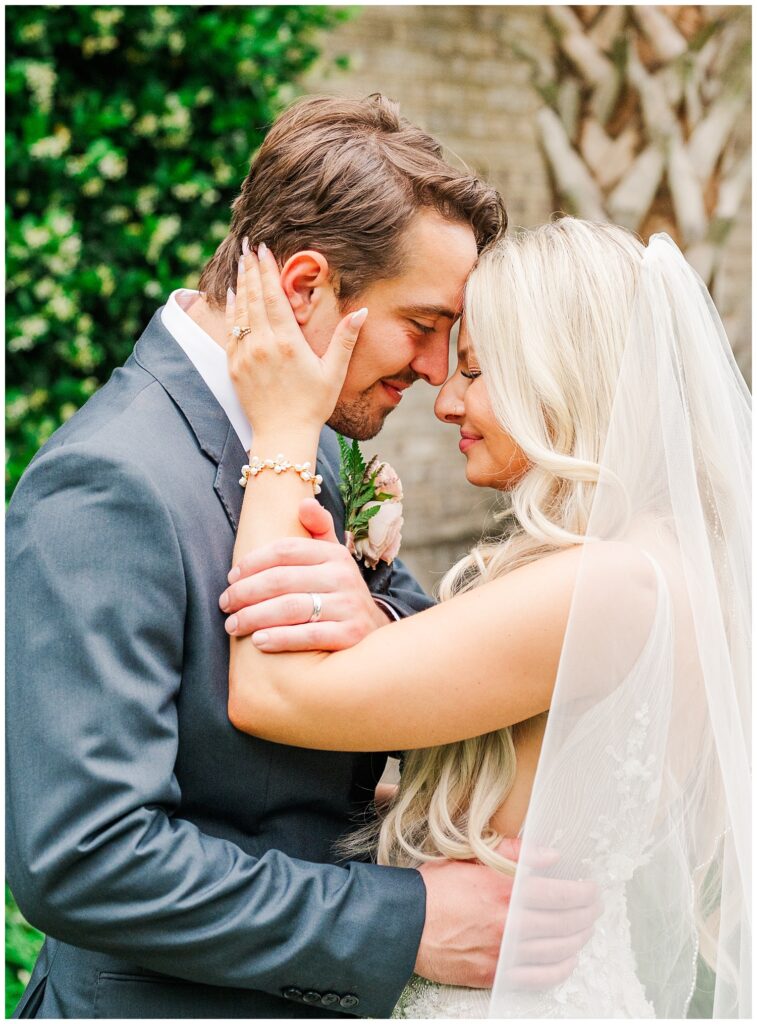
[461,369,482,380]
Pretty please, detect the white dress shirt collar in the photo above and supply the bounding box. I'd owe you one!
[160,288,252,452]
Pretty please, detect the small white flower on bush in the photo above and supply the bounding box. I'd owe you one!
[98,153,127,180]
[22,225,51,249]
[51,211,74,235]
[49,293,77,320]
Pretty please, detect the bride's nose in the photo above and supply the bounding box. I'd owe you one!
[435,378,465,423]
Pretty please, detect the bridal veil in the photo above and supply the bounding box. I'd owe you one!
[490,235,751,1018]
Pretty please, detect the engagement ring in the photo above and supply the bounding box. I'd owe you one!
[232,325,251,339]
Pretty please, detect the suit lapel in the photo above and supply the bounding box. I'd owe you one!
[314,438,346,540]
[214,424,248,532]
[133,308,347,537]
[135,309,247,532]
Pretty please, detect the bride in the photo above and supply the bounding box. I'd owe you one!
[221,218,750,1018]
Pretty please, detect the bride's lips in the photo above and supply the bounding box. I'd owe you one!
[459,431,482,454]
[381,380,409,404]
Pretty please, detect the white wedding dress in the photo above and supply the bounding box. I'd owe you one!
[393,882,654,1019]
[391,570,667,1019]
[394,872,655,1018]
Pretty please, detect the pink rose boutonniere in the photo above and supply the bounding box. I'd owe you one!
[337,434,404,570]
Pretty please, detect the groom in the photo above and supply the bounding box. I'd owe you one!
[7,95,593,1019]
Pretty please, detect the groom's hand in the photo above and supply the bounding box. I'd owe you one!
[220,499,390,650]
[416,839,600,990]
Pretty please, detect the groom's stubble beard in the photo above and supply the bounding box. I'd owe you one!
[326,387,390,441]
[327,372,421,441]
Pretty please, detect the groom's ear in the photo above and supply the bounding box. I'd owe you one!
[279,251,333,326]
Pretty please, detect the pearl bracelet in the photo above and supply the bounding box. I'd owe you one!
[239,453,323,495]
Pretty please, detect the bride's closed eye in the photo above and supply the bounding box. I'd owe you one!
[461,368,481,380]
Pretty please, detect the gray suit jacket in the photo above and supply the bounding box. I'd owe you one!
[6,309,433,1019]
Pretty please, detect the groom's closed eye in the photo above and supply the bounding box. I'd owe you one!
[399,302,459,335]
[409,320,436,335]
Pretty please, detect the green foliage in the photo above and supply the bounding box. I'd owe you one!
[337,434,392,539]
[6,886,44,1017]
[6,5,352,496]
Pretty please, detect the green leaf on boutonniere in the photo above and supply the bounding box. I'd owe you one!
[350,504,383,534]
[337,434,393,541]
[337,434,366,509]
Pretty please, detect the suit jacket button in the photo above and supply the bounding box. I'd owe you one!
[340,994,360,1009]
[303,991,322,1004]
[321,992,340,1007]
[282,987,303,1001]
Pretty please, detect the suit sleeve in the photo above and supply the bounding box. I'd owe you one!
[378,555,436,618]
[5,444,425,1017]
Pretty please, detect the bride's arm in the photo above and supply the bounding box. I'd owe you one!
[230,529,659,752]
[230,543,582,751]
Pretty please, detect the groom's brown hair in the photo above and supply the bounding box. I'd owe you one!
[198,93,507,307]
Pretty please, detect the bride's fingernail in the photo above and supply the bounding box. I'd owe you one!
[238,255,245,272]
[225,615,238,634]
[226,287,235,303]
[242,236,251,256]
[252,631,269,647]
[350,307,368,328]
[228,565,241,583]
[258,241,268,260]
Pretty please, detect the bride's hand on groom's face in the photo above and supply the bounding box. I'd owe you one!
[225,241,368,434]
[220,499,388,651]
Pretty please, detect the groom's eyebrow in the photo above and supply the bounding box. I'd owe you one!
[400,303,460,321]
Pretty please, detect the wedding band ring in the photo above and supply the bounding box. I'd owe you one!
[231,325,251,340]
[308,592,323,623]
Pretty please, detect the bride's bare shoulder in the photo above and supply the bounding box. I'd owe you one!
[458,536,659,663]
[476,539,658,595]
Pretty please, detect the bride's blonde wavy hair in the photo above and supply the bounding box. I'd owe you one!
[340,218,646,873]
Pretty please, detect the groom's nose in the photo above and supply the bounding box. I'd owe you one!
[410,335,450,387]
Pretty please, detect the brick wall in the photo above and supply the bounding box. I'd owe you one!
[305,6,751,591]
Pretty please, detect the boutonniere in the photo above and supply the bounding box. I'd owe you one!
[337,434,404,570]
